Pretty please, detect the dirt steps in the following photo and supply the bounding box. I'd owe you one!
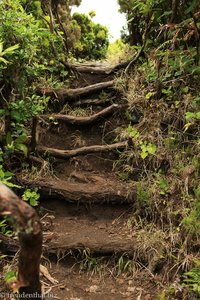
[19,170,135,204]
[27,69,133,206]
[39,80,115,101]
[42,200,136,256]
[46,260,158,300]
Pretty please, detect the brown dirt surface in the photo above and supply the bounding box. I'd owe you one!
[42,260,159,300]
[0,64,165,299]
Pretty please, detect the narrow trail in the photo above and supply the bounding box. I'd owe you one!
[18,63,161,299]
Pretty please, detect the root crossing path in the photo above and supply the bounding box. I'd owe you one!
[18,62,160,299]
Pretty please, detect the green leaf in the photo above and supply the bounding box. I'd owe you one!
[141,151,148,159]
[159,180,168,189]
[0,57,8,64]
[0,42,3,54]
[5,271,17,284]
[30,198,39,206]
[1,44,19,55]
[128,125,140,139]
[146,143,157,155]
[146,92,153,100]
[192,67,200,75]
[0,167,5,179]
[0,109,5,117]
[15,143,28,156]
[3,181,21,188]
[15,133,28,144]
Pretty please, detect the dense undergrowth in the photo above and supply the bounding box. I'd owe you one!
[0,0,200,299]
[116,58,200,298]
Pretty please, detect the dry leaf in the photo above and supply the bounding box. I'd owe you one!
[40,265,58,284]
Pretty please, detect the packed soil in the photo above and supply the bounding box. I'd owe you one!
[39,199,161,300]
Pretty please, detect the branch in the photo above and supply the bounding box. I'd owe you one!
[0,183,42,299]
[62,60,133,75]
[39,80,115,100]
[125,17,152,76]
[73,97,112,107]
[37,141,127,159]
[43,104,127,126]
[18,174,133,204]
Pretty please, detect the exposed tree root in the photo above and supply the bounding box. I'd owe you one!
[62,61,113,74]
[0,183,42,300]
[18,175,135,204]
[39,80,115,100]
[63,60,133,75]
[37,141,127,159]
[43,104,127,125]
[73,97,112,107]
[47,238,138,256]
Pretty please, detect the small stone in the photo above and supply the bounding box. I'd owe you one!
[127,287,135,292]
[116,278,124,285]
[144,294,151,300]
[86,285,99,293]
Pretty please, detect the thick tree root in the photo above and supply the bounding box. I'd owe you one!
[43,104,126,125]
[37,141,127,159]
[47,238,138,256]
[18,175,135,204]
[73,97,112,107]
[63,61,113,74]
[39,80,115,100]
[63,60,133,75]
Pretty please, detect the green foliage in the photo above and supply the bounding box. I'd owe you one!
[0,219,12,236]
[158,178,169,196]
[0,0,64,89]
[128,124,140,139]
[182,186,200,234]
[118,0,200,49]
[22,188,40,206]
[117,255,133,275]
[4,271,17,284]
[72,12,109,60]
[0,42,19,64]
[0,165,20,188]
[107,39,134,63]
[0,0,60,159]
[183,260,200,295]
[140,141,157,159]
[136,182,150,207]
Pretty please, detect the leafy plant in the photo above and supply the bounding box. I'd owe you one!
[0,41,19,64]
[183,261,200,295]
[5,132,28,157]
[117,255,133,275]
[5,271,17,284]
[136,182,150,207]
[0,219,12,236]
[22,188,40,206]
[0,165,20,188]
[159,179,169,196]
[182,186,200,235]
[140,141,157,159]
